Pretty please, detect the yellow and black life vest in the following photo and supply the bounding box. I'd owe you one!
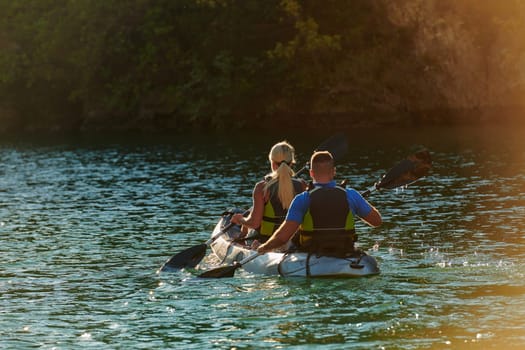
[298,185,356,255]
[259,178,304,236]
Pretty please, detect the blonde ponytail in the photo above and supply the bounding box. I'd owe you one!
[264,141,296,209]
[275,163,295,209]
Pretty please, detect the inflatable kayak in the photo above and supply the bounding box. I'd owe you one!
[207,210,380,278]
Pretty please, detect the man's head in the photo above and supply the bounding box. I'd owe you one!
[310,151,335,181]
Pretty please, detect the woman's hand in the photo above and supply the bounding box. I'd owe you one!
[231,213,245,225]
[255,241,271,254]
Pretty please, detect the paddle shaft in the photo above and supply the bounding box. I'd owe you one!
[237,252,261,266]
[206,209,250,245]
[361,186,377,198]
[295,133,348,176]
[197,252,261,278]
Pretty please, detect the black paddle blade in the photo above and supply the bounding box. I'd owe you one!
[315,133,348,162]
[159,244,207,271]
[377,149,432,190]
[197,262,241,278]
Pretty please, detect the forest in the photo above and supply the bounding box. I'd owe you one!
[0,0,524,132]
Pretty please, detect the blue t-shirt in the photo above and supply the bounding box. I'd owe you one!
[286,180,372,223]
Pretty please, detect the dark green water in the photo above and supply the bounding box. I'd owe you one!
[1,126,524,349]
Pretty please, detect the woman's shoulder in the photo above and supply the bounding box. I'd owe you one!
[254,180,267,191]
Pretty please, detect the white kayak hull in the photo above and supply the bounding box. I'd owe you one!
[208,212,380,278]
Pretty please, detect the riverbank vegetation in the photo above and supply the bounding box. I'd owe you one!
[0,0,524,132]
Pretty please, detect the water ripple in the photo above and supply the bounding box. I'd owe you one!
[1,128,524,349]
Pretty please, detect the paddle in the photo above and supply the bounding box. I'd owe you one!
[197,149,432,278]
[158,134,349,272]
[361,149,432,197]
[158,209,249,272]
[198,252,261,278]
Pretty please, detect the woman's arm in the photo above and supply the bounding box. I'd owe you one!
[231,181,265,228]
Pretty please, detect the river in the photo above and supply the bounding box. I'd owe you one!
[1,125,524,349]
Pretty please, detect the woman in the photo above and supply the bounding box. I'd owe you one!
[231,141,307,242]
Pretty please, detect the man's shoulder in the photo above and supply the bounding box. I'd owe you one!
[345,187,360,196]
[291,190,309,206]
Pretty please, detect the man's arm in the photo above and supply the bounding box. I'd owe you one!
[256,220,300,253]
[347,188,382,227]
[361,206,382,227]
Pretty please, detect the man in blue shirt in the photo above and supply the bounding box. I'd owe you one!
[256,151,382,256]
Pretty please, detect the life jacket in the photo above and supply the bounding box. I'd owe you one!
[298,185,356,256]
[259,178,304,236]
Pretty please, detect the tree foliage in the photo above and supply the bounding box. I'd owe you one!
[0,0,523,132]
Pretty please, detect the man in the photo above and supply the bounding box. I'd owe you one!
[256,151,381,256]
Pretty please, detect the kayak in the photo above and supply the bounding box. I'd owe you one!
[207,210,381,278]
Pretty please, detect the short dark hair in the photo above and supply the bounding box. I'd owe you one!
[310,151,334,173]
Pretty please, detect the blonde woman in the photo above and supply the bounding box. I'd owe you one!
[231,141,307,242]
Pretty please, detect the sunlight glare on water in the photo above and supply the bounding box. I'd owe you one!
[1,126,524,349]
